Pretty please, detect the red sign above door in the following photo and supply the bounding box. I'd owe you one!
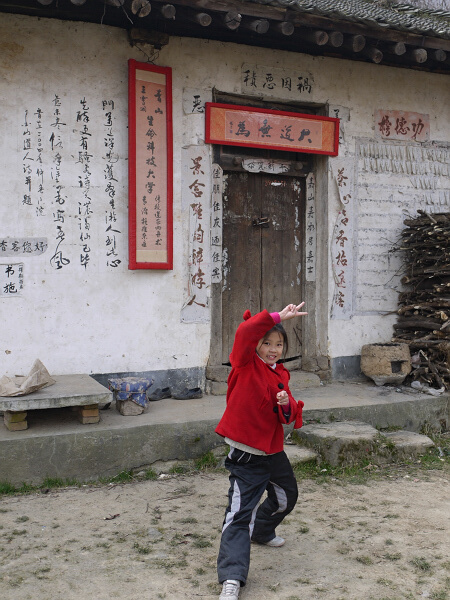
[205,102,339,156]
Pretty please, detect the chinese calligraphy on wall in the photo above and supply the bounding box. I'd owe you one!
[375,110,430,143]
[331,160,354,319]
[241,64,314,101]
[1,263,24,297]
[211,164,223,284]
[181,146,211,323]
[305,173,316,282]
[131,64,171,268]
[19,95,123,274]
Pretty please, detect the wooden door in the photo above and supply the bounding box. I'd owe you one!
[222,171,305,364]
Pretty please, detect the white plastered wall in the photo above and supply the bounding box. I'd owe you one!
[0,13,448,376]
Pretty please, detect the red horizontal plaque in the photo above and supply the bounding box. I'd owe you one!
[128,59,173,270]
[205,102,339,156]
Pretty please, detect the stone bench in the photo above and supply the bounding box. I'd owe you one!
[0,374,112,431]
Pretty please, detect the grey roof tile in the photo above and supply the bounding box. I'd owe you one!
[246,0,450,38]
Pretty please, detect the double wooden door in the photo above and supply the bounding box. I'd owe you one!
[221,171,305,364]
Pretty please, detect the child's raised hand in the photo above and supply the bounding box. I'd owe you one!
[278,302,308,322]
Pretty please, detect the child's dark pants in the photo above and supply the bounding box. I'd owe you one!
[217,448,298,586]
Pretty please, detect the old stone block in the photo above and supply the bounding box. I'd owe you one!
[78,414,100,424]
[4,411,27,423]
[78,406,99,418]
[207,380,228,396]
[4,419,28,431]
[116,400,144,416]
[206,365,231,382]
[302,357,319,372]
[316,355,330,370]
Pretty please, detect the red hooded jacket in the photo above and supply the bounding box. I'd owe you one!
[215,309,304,454]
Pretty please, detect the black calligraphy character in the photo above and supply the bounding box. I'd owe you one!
[259,119,272,138]
[298,128,312,143]
[243,70,257,88]
[263,74,276,90]
[154,89,162,103]
[236,121,251,137]
[5,265,14,277]
[4,282,17,294]
[281,77,292,91]
[297,77,312,94]
[280,125,294,142]
[192,95,204,113]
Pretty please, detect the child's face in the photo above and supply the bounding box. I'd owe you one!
[256,331,284,366]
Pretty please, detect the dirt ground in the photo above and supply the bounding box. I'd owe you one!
[0,465,449,600]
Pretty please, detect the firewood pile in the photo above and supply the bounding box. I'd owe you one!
[392,210,450,390]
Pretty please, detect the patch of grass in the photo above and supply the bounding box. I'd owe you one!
[169,464,190,474]
[298,525,310,534]
[430,591,447,600]
[195,567,206,575]
[356,555,373,565]
[410,557,432,572]
[143,468,158,480]
[177,517,198,524]
[0,481,17,495]
[133,542,152,555]
[192,536,212,549]
[101,471,135,484]
[384,552,402,561]
[194,451,218,471]
[15,516,29,523]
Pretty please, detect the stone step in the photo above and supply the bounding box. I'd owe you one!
[293,420,435,467]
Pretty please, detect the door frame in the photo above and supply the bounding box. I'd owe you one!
[207,149,330,382]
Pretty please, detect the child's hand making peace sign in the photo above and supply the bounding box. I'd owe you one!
[278,303,308,322]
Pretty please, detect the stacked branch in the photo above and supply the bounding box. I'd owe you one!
[392,211,450,389]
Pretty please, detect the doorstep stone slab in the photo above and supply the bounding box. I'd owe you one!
[294,421,380,466]
[382,430,435,454]
[0,374,111,412]
[284,443,318,464]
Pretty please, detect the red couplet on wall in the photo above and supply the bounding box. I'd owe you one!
[205,102,339,156]
[128,59,173,270]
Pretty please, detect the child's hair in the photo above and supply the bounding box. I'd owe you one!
[266,323,289,358]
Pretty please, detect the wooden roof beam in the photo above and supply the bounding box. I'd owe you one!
[342,34,366,53]
[160,3,176,18]
[223,10,241,30]
[131,0,151,17]
[243,18,270,34]
[189,11,212,26]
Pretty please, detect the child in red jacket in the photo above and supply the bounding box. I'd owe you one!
[216,303,307,600]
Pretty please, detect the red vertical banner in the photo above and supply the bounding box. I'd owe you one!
[128,60,173,269]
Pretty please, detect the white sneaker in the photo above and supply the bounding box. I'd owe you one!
[263,535,285,547]
[219,579,240,599]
